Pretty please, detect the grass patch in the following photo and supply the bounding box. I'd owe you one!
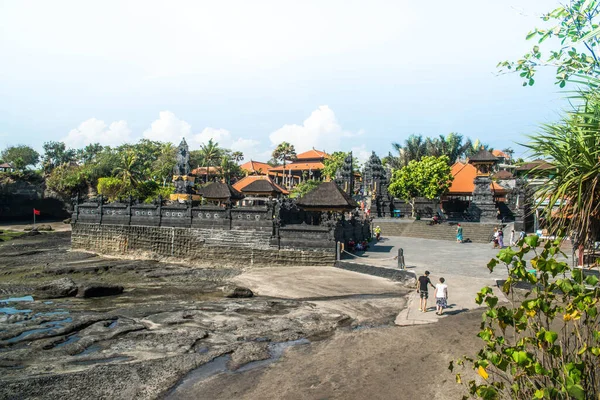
[0,231,27,241]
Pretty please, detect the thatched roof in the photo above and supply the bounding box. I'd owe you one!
[492,170,514,180]
[200,182,243,200]
[296,181,358,210]
[468,149,498,162]
[241,179,283,194]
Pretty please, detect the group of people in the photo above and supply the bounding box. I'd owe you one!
[417,271,448,315]
[493,228,526,248]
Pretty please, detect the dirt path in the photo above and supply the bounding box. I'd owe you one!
[170,309,481,400]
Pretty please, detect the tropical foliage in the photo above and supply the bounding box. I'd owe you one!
[1,145,40,171]
[498,0,600,87]
[524,83,600,248]
[452,236,600,400]
[386,134,488,168]
[290,180,320,198]
[387,155,453,217]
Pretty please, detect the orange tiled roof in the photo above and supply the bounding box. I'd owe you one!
[268,161,325,172]
[191,166,221,175]
[232,175,289,195]
[240,160,274,175]
[492,149,510,159]
[448,162,507,195]
[296,149,329,160]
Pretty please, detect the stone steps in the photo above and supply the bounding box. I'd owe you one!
[374,221,498,244]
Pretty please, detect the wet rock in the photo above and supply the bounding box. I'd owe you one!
[63,218,71,224]
[76,283,124,298]
[24,229,41,236]
[222,286,254,298]
[228,342,270,370]
[35,278,78,299]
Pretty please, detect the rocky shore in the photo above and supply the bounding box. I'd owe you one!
[0,231,410,399]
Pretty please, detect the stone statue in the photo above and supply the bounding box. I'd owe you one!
[173,138,191,176]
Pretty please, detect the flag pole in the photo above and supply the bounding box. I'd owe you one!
[33,208,36,227]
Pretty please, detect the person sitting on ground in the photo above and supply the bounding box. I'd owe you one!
[348,239,355,252]
[434,277,448,315]
[374,226,381,241]
[417,271,435,312]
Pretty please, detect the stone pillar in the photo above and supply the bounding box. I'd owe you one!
[468,176,497,223]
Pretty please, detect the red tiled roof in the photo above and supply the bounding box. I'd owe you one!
[296,149,329,160]
[268,161,325,172]
[492,149,510,159]
[448,162,507,195]
[232,175,289,195]
[240,160,275,175]
[0,163,13,168]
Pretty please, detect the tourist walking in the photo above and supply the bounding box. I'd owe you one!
[417,271,435,312]
[498,228,504,248]
[509,229,515,246]
[374,226,381,241]
[434,277,448,315]
[456,223,463,243]
[492,228,499,248]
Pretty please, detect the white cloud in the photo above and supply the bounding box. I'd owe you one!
[143,111,191,144]
[63,118,132,148]
[269,105,360,154]
[192,127,232,146]
[351,145,372,166]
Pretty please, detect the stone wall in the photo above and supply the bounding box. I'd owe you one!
[72,223,336,267]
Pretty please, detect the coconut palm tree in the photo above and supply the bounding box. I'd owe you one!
[272,142,297,187]
[114,149,139,190]
[199,139,222,183]
[231,151,244,164]
[391,134,427,168]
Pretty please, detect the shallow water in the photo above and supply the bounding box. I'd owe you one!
[0,296,34,303]
[0,307,32,315]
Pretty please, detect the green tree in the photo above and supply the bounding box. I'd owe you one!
[42,141,76,173]
[198,139,222,183]
[97,177,127,201]
[465,139,494,158]
[231,151,244,164]
[322,151,348,180]
[387,155,453,217]
[498,0,600,87]
[76,143,104,164]
[114,150,139,190]
[46,164,89,195]
[272,141,297,187]
[524,84,600,247]
[425,133,473,164]
[391,134,427,168]
[453,236,600,399]
[151,143,177,185]
[1,145,40,170]
[290,180,320,198]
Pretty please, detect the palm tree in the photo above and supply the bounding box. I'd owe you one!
[199,139,222,183]
[272,142,297,187]
[525,85,600,250]
[114,150,139,190]
[391,134,427,168]
[231,151,244,164]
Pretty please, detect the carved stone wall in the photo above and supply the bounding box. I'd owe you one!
[72,223,336,267]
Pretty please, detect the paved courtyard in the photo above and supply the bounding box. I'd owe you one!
[342,236,573,325]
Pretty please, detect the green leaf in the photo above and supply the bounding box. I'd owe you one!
[529,78,535,86]
[566,384,585,400]
[512,351,530,366]
[585,274,599,286]
[544,330,558,344]
[485,296,499,308]
[526,30,537,40]
[524,235,539,247]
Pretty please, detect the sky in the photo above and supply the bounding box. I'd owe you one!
[0,0,570,164]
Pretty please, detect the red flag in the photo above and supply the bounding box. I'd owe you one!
[33,208,40,216]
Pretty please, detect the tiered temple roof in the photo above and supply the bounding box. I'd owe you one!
[232,175,289,195]
[199,182,243,201]
[448,162,507,196]
[297,181,358,211]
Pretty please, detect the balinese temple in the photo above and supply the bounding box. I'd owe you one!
[198,182,243,205]
[268,148,329,188]
[233,175,289,197]
[445,162,508,202]
[297,181,359,212]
